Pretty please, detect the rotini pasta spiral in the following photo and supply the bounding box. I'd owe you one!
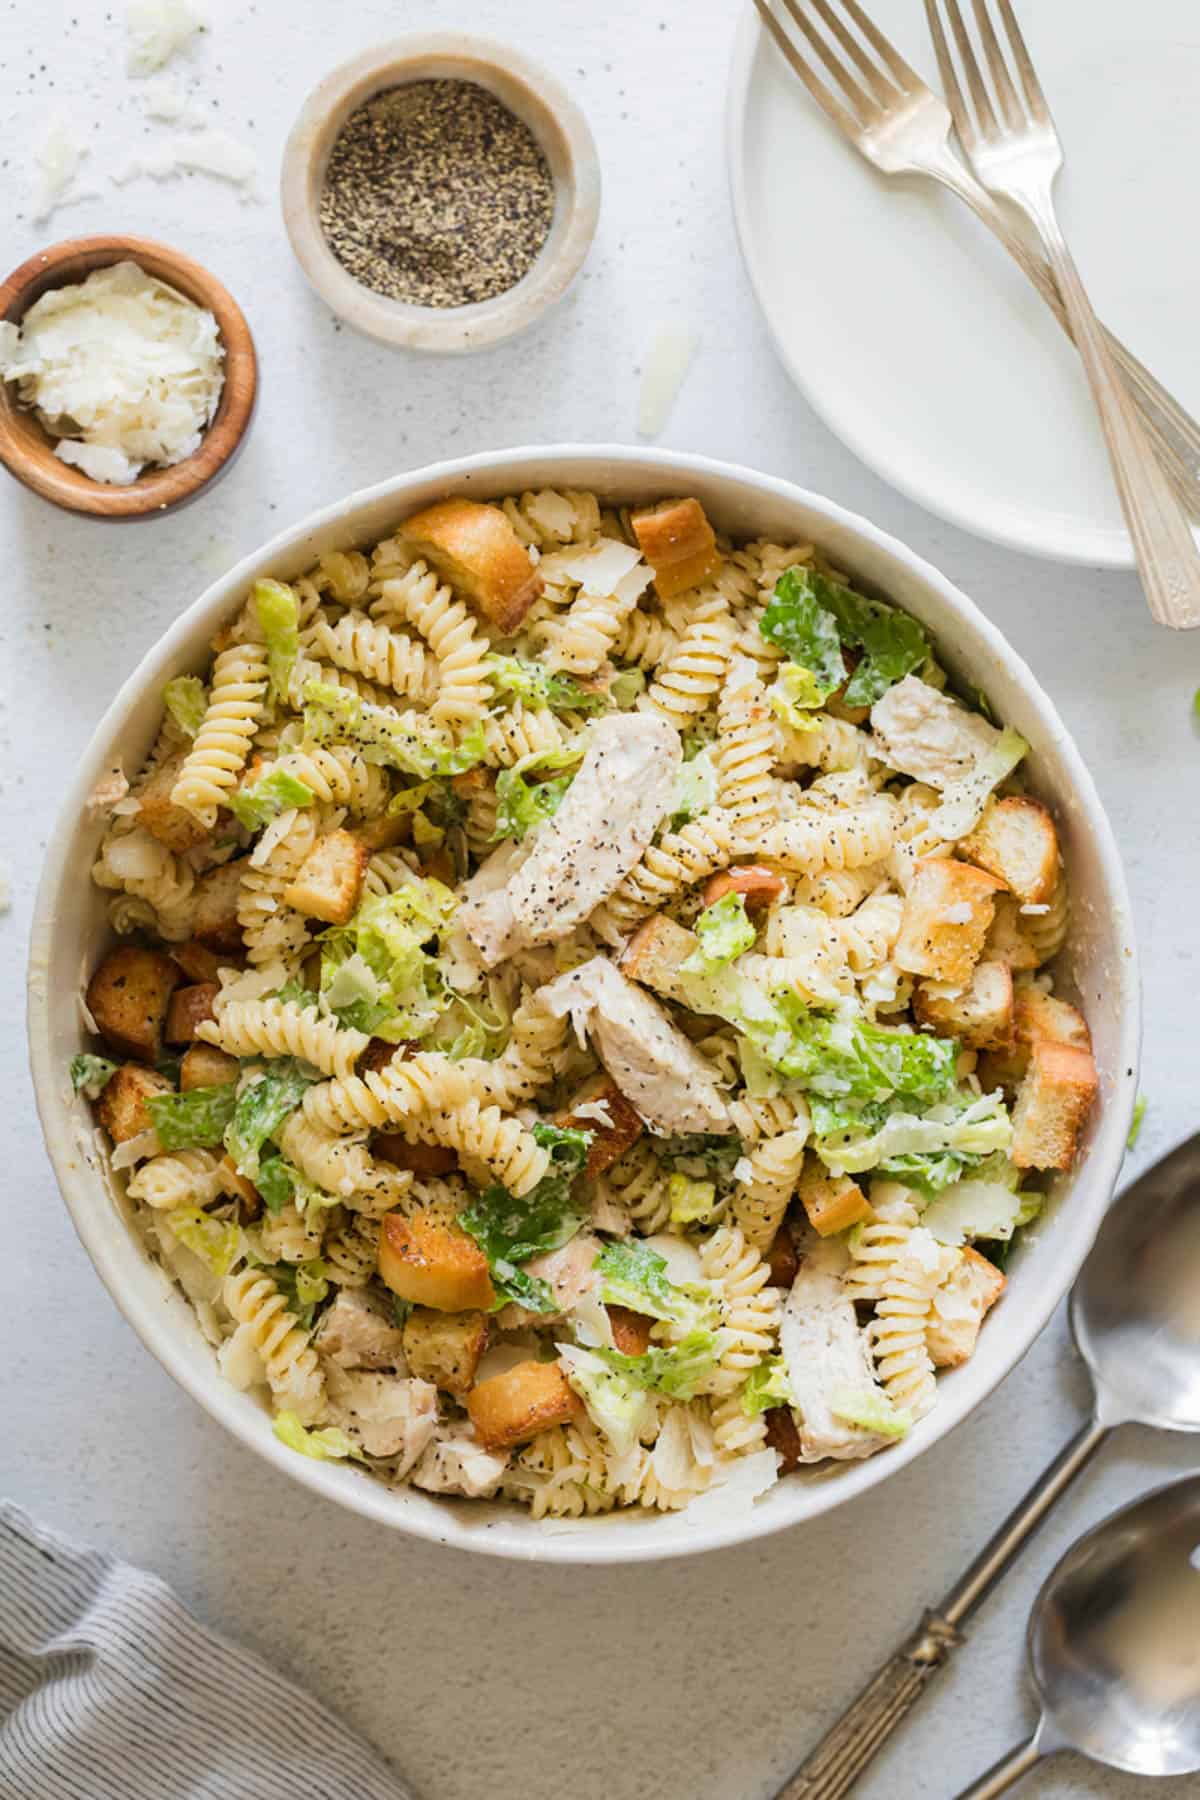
[711,1386,768,1458]
[200,998,369,1080]
[639,600,736,731]
[730,1126,809,1251]
[92,822,196,941]
[172,638,270,828]
[714,656,781,834]
[760,796,896,875]
[237,809,324,970]
[590,808,739,943]
[593,1140,670,1235]
[777,713,874,775]
[322,1212,379,1287]
[698,1226,783,1395]
[840,891,905,974]
[304,610,438,705]
[222,1268,325,1423]
[535,581,641,676]
[127,1149,233,1211]
[1026,869,1068,964]
[612,609,678,671]
[379,564,491,732]
[275,1112,410,1207]
[478,704,584,768]
[257,1201,325,1266]
[499,488,601,550]
[268,741,390,817]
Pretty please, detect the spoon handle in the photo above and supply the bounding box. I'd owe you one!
[772,1417,1110,1799]
[954,1731,1046,1799]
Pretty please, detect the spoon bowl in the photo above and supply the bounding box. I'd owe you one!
[1072,1132,1200,1432]
[1030,1476,1200,1778]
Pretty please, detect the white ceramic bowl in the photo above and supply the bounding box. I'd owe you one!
[28,447,1140,1563]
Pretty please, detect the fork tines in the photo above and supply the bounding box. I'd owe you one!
[924,0,1052,148]
[751,0,922,135]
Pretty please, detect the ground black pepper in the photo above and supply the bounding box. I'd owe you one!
[319,79,557,309]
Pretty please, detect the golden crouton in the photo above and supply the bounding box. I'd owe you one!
[282,829,368,926]
[466,1360,581,1450]
[170,939,224,984]
[894,857,1006,986]
[701,864,787,914]
[356,810,413,852]
[193,860,248,955]
[796,1161,871,1237]
[979,985,1091,1093]
[927,1247,1007,1368]
[374,1134,459,1176]
[630,498,722,600]
[764,1406,803,1474]
[86,946,181,1062]
[765,1227,800,1290]
[961,796,1059,906]
[1011,1039,1099,1170]
[401,1308,490,1395]
[96,1063,174,1143]
[607,1306,654,1356]
[378,1210,496,1312]
[165,982,219,1046]
[557,1077,644,1177]
[618,913,698,1005]
[135,750,210,854]
[985,893,1040,972]
[399,497,543,635]
[913,960,1014,1050]
[180,1043,240,1091]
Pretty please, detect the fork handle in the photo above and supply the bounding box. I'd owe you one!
[1015,189,1200,628]
[923,145,1200,519]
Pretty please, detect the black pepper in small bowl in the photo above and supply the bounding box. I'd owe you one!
[319,80,557,310]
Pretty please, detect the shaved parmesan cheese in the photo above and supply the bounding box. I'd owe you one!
[556,538,644,593]
[683,1449,780,1525]
[570,1097,614,1127]
[637,319,698,438]
[112,1129,163,1169]
[112,129,258,195]
[126,0,203,76]
[140,75,207,126]
[0,261,224,486]
[31,115,95,221]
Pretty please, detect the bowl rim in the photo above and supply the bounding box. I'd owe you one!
[0,234,258,519]
[27,444,1141,1563]
[280,34,601,353]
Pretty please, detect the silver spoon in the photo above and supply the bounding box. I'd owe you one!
[958,1474,1200,1795]
[779,1131,1200,1798]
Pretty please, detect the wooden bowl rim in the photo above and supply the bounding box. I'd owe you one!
[0,234,257,519]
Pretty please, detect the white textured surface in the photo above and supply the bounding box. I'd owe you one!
[1,5,1196,1799]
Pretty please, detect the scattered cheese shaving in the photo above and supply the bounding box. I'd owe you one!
[638,318,698,438]
[112,129,259,196]
[140,74,207,127]
[570,1097,614,1127]
[31,115,96,221]
[126,0,203,76]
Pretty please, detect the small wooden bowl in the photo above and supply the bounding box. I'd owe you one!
[0,235,257,519]
[281,35,601,354]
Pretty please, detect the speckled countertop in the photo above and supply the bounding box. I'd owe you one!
[2,4,1198,1798]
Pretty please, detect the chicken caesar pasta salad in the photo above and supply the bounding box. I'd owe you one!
[74,488,1098,1519]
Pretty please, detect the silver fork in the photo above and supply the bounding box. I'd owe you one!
[751,0,1200,621]
[923,0,1200,627]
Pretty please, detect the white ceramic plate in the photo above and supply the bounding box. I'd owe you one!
[728,1,1200,567]
[29,447,1138,1563]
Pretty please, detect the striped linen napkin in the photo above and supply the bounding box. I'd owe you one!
[0,1503,410,1800]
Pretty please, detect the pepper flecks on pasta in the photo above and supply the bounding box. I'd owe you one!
[76,489,1097,1519]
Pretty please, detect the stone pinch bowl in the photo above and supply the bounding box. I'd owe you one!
[27,446,1140,1564]
[0,234,257,519]
[280,34,601,353]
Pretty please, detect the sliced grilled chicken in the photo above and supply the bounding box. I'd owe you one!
[870,674,1002,789]
[780,1235,897,1463]
[539,957,731,1136]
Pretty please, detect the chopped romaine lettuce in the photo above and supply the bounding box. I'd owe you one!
[224,1061,316,1181]
[668,1173,720,1225]
[166,1206,242,1277]
[303,679,485,778]
[813,1089,1012,1176]
[485,653,610,715]
[920,1164,1033,1245]
[273,1411,363,1462]
[253,578,300,705]
[593,1239,717,1332]
[759,567,847,700]
[930,727,1028,841]
[656,1135,744,1186]
[741,1356,794,1416]
[768,663,826,732]
[592,1330,720,1401]
[683,892,756,974]
[270,979,319,1012]
[319,882,457,1041]
[460,1122,592,1312]
[70,1053,118,1098]
[670,745,717,826]
[228,766,314,832]
[829,1386,911,1439]
[391,1295,414,1327]
[760,566,929,708]
[264,1259,329,1330]
[609,667,646,708]
[147,1084,237,1151]
[255,1149,325,1218]
[162,674,208,738]
[492,744,581,843]
[557,1344,651,1455]
[1127,1093,1147,1150]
